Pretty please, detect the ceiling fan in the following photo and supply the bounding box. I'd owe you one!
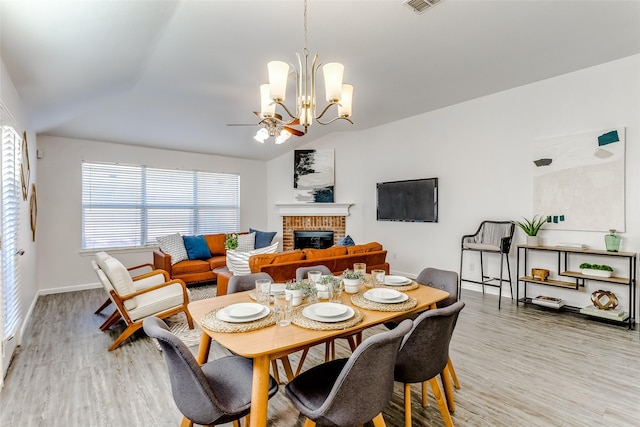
[227,112,305,144]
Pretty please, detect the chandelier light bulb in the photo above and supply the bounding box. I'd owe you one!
[338,84,353,118]
[267,61,290,102]
[322,62,344,103]
[254,127,269,143]
[260,84,275,117]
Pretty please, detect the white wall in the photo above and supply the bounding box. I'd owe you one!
[36,136,268,293]
[267,55,640,314]
[1,59,38,366]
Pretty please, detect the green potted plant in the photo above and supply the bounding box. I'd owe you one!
[342,269,363,293]
[514,215,547,246]
[286,280,317,306]
[224,233,238,250]
[579,263,614,278]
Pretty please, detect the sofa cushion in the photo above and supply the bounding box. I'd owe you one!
[183,235,212,260]
[249,228,277,249]
[249,249,305,273]
[303,246,348,260]
[337,235,355,246]
[347,242,383,254]
[101,257,137,310]
[227,242,279,276]
[204,234,227,255]
[157,233,189,265]
[208,255,227,270]
[171,259,212,275]
[237,232,256,252]
[95,251,112,271]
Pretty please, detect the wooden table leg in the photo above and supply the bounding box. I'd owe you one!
[196,332,212,365]
[249,355,271,427]
[440,365,455,413]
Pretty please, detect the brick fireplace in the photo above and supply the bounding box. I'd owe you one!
[276,203,353,251]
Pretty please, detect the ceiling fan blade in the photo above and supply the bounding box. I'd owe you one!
[284,126,305,137]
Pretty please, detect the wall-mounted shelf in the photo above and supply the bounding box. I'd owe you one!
[516,245,637,329]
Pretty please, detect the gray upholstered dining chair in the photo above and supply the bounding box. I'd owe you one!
[226,272,294,383]
[394,301,465,427]
[285,319,413,427]
[143,317,278,427]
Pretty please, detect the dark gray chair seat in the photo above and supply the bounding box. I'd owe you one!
[285,319,413,427]
[143,317,278,426]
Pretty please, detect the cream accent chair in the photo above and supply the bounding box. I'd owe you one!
[92,257,193,351]
[93,251,157,317]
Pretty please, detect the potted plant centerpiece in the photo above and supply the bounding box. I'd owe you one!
[515,215,547,246]
[285,280,317,306]
[579,263,614,278]
[342,269,363,293]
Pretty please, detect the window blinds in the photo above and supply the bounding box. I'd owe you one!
[82,162,240,249]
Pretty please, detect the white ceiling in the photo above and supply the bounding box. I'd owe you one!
[2,0,639,161]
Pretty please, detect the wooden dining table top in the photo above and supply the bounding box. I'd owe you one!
[186,282,449,427]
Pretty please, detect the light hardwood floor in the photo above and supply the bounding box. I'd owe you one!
[1,287,639,427]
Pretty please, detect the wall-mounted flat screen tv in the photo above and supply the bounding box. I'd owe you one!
[376,178,438,222]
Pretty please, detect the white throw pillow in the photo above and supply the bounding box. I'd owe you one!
[226,242,278,276]
[236,232,256,252]
[157,233,189,265]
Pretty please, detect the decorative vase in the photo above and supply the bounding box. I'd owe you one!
[526,235,539,247]
[604,229,621,252]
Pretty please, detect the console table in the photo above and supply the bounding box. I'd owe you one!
[516,245,637,329]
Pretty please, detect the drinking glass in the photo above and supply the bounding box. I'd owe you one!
[307,270,322,286]
[329,278,343,303]
[274,293,292,326]
[371,269,386,287]
[255,279,272,307]
[353,263,366,279]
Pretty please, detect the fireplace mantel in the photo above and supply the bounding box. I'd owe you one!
[275,203,353,217]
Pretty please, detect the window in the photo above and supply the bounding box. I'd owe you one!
[82,162,240,250]
[1,107,22,378]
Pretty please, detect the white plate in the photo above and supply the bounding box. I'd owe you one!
[363,289,409,304]
[223,302,264,318]
[302,304,355,323]
[314,302,348,317]
[270,283,286,295]
[217,304,270,323]
[366,288,403,300]
[384,275,411,286]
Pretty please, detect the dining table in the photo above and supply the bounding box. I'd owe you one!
[187,281,449,427]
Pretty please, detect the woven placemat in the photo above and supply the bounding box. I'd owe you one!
[201,307,276,333]
[291,306,364,331]
[363,278,419,292]
[350,293,417,312]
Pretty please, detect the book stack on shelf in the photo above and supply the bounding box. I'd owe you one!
[579,305,629,321]
[532,295,565,309]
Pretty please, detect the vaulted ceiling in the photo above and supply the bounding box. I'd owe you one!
[2,1,639,160]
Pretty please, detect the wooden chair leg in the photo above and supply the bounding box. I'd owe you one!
[421,380,428,407]
[232,420,241,427]
[303,418,316,427]
[108,322,142,351]
[440,365,455,413]
[295,348,310,376]
[346,335,358,352]
[243,413,250,426]
[279,356,295,382]
[180,416,193,427]
[94,297,112,314]
[99,310,121,331]
[271,360,281,384]
[429,377,454,427]
[404,383,412,427]
[448,357,460,389]
[371,413,387,427]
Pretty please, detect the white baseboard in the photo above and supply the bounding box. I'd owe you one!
[38,282,102,296]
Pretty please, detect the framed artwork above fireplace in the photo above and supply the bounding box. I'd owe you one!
[293,149,334,203]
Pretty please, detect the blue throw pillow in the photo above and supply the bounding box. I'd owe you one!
[249,228,277,249]
[337,235,355,247]
[183,235,212,260]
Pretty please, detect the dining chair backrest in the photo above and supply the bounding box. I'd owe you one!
[144,317,251,425]
[227,272,274,294]
[415,267,459,308]
[286,319,413,426]
[295,265,332,282]
[395,301,465,384]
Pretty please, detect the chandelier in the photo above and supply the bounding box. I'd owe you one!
[256,0,353,140]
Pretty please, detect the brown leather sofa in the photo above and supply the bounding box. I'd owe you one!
[215,242,389,296]
[153,233,230,285]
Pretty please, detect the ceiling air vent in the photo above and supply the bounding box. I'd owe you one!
[403,0,444,15]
